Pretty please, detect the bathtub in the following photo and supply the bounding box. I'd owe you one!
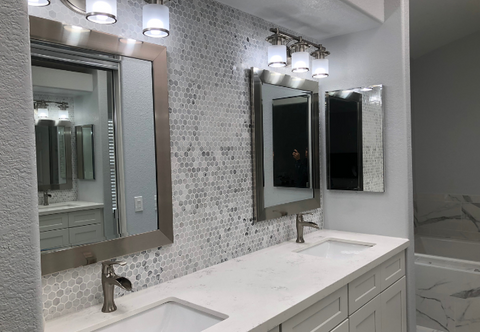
[415,236,480,332]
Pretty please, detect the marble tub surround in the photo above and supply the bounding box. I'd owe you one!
[44,230,408,332]
[416,256,480,332]
[38,201,104,216]
[415,193,480,241]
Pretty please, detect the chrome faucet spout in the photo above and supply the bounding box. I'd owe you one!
[296,213,319,243]
[101,261,132,313]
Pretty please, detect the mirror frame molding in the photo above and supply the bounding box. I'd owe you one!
[251,68,321,222]
[30,16,174,275]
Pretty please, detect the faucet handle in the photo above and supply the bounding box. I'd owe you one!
[102,260,126,275]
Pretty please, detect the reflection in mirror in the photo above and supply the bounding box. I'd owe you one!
[76,125,95,180]
[325,85,384,192]
[35,119,72,191]
[252,68,320,222]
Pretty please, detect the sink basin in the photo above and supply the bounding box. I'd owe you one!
[94,298,227,332]
[297,239,374,259]
[38,202,80,209]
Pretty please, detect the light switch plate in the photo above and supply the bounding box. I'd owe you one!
[134,196,143,212]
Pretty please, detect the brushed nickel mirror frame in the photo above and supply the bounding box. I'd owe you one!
[30,16,173,275]
[251,68,321,222]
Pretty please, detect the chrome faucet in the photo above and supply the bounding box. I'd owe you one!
[42,190,52,206]
[296,213,320,243]
[101,261,132,313]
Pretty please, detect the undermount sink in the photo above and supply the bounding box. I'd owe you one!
[94,298,227,332]
[297,239,374,259]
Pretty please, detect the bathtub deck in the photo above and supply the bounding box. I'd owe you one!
[417,326,444,332]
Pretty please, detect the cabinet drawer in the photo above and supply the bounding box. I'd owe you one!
[69,223,104,245]
[349,296,381,332]
[379,252,405,291]
[40,229,69,250]
[282,286,348,332]
[348,265,381,314]
[68,209,102,227]
[331,319,349,332]
[39,213,69,232]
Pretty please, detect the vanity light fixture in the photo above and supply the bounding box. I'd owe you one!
[265,28,331,78]
[35,101,49,119]
[58,102,69,120]
[266,29,288,68]
[28,0,50,6]
[143,0,170,38]
[311,47,330,78]
[86,0,117,24]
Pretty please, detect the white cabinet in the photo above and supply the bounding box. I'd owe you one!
[380,277,406,332]
[282,286,348,332]
[275,251,406,332]
[350,297,382,332]
[39,208,104,250]
[268,327,280,332]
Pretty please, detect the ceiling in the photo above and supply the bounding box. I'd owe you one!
[410,0,480,59]
[214,0,382,42]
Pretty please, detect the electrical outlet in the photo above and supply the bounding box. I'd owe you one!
[134,196,143,212]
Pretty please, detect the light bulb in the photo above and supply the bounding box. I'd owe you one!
[268,45,287,68]
[143,4,170,38]
[28,0,50,7]
[292,51,310,73]
[312,58,329,78]
[86,0,117,25]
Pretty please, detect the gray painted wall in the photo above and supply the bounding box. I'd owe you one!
[320,0,415,330]
[0,0,44,331]
[412,30,480,196]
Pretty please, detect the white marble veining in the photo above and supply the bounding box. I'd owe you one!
[45,230,408,332]
[38,201,104,216]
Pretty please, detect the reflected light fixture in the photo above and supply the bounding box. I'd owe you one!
[28,0,50,7]
[58,102,69,120]
[35,101,49,119]
[311,46,330,79]
[291,38,310,73]
[86,0,117,24]
[143,0,170,38]
[266,29,288,68]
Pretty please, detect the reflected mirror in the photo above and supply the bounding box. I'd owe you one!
[251,68,320,222]
[325,85,384,192]
[30,16,173,275]
[76,124,95,180]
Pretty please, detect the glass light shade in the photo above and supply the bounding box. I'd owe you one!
[143,4,170,38]
[268,45,287,68]
[59,111,68,120]
[86,0,117,25]
[38,108,49,119]
[312,58,329,78]
[28,0,50,6]
[292,51,310,73]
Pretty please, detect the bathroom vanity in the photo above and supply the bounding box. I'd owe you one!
[39,202,104,250]
[44,230,408,332]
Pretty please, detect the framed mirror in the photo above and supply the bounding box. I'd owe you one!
[251,68,321,222]
[30,16,173,275]
[325,85,384,192]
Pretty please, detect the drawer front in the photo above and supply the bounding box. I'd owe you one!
[39,213,69,232]
[349,296,381,332]
[40,229,69,250]
[69,223,104,245]
[348,265,381,314]
[282,286,348,332]
[68,209,102,227]
[268,326,280,332]
[331,319,349,332]
[381,277,406,332]
[379,252,405,291]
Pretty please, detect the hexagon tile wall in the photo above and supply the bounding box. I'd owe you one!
[29,0,323,320]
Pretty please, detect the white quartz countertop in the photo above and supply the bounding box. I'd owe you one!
[38,201,104,216]
[44,230,409,332]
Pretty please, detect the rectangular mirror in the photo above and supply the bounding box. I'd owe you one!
[30,16,173,275]
[251,68,320,222]
[325,85,384,192]
[76,124,95,180]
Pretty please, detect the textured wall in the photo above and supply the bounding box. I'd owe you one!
[28,0,323,320]
[0,0,44,331]
[319,0,415,330]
